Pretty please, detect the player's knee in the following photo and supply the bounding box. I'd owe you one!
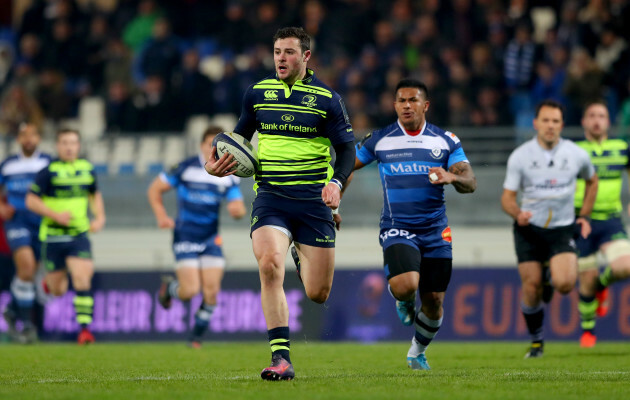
[305,285,331,304]
[521,280,540,296]
[48,282,67,296]
[422,292,443,310]
[178,285,199,301]
[552,278,575,295]
[390,282,416,301]
[258,254,284,283]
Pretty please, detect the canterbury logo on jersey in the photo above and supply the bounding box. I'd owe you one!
[264,90,278,100]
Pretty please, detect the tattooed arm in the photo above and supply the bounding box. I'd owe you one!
[428,161,477,193]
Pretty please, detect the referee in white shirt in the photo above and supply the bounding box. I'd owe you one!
[501,99,598,358]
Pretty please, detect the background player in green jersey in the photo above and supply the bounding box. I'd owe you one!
[26,129,106,345]
[574,101,630,348]
[205,27,355,380]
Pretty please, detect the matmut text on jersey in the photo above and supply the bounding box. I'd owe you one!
[234,69,354,200]
[356,121,469,229]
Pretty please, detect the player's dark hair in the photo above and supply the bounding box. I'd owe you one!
[56,128,80,141]
[273,27,310,53]
[395,79,429,99]
[583,99,608,115]
[202,126,223,143]
[535,99,564,119]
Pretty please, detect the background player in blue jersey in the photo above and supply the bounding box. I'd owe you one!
[149,126,246,347]
[205,27,355,380]
[0,123,51,343]
[338,79,476,370]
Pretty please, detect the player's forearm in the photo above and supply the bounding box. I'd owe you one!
[501,192,521,220]
[147,181,169,220]
[25,193,57,220]
[147,192,168,220]
[90,192,106,223]
[227,200,246,219]
[450,162,477,193]
[331,141,356,188]
[579,176,598,217]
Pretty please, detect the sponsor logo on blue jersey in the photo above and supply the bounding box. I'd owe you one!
[380,228,417,241]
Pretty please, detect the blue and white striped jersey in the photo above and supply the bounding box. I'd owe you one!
[356,121,469,229]
[0,151,52,220]
[160,155,243,237]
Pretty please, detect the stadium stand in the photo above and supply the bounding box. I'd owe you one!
[135,135,162,175]
[109,136,136,175]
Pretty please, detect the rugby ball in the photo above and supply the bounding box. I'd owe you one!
[212,132,258,178]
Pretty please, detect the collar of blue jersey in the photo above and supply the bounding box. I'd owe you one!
[19,150,42,159]
[397,120,427,136]
[274,68,314,85]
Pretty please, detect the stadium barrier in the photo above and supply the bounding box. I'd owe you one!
[0,269,628,342]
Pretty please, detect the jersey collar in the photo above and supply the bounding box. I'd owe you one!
[19,150,41,159]
[397,120,427,136]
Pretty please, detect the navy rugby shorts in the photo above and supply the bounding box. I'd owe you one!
[4,213,41,258]
[250,191,336,248]
[42,233,92,271]
[172,230,223,261]
[576,217,627,258]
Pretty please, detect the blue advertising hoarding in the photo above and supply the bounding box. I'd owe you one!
[0,269,628,342]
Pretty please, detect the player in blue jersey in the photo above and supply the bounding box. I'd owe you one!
[338,79,477,370]
[149,126,246,348]
[205,27,355,380]
[0,123,51,343]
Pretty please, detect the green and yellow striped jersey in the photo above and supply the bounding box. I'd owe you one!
[234,69,354,199]
[29,158,98,240]
[575,138,630,220]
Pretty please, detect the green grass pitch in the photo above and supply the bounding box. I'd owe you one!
[1,341,629,400]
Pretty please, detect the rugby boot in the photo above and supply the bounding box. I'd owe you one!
[579,331,597,348]
[595,287,609,317]
[407,353,431,370]
[395,300,415,326]
[77,327,95,345]
[261,354,295,381]
[2,307,20,342]
[524,342,543,358]
[158,275,175,309]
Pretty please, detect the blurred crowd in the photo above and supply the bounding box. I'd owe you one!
[1,0,630,139]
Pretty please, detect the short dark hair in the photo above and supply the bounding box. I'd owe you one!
[395,78,429,99]
[56,128,80,141]
[583,99,608,114]
[201,126,223,143]
[535,99,564,119]
[273,27,310,54]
